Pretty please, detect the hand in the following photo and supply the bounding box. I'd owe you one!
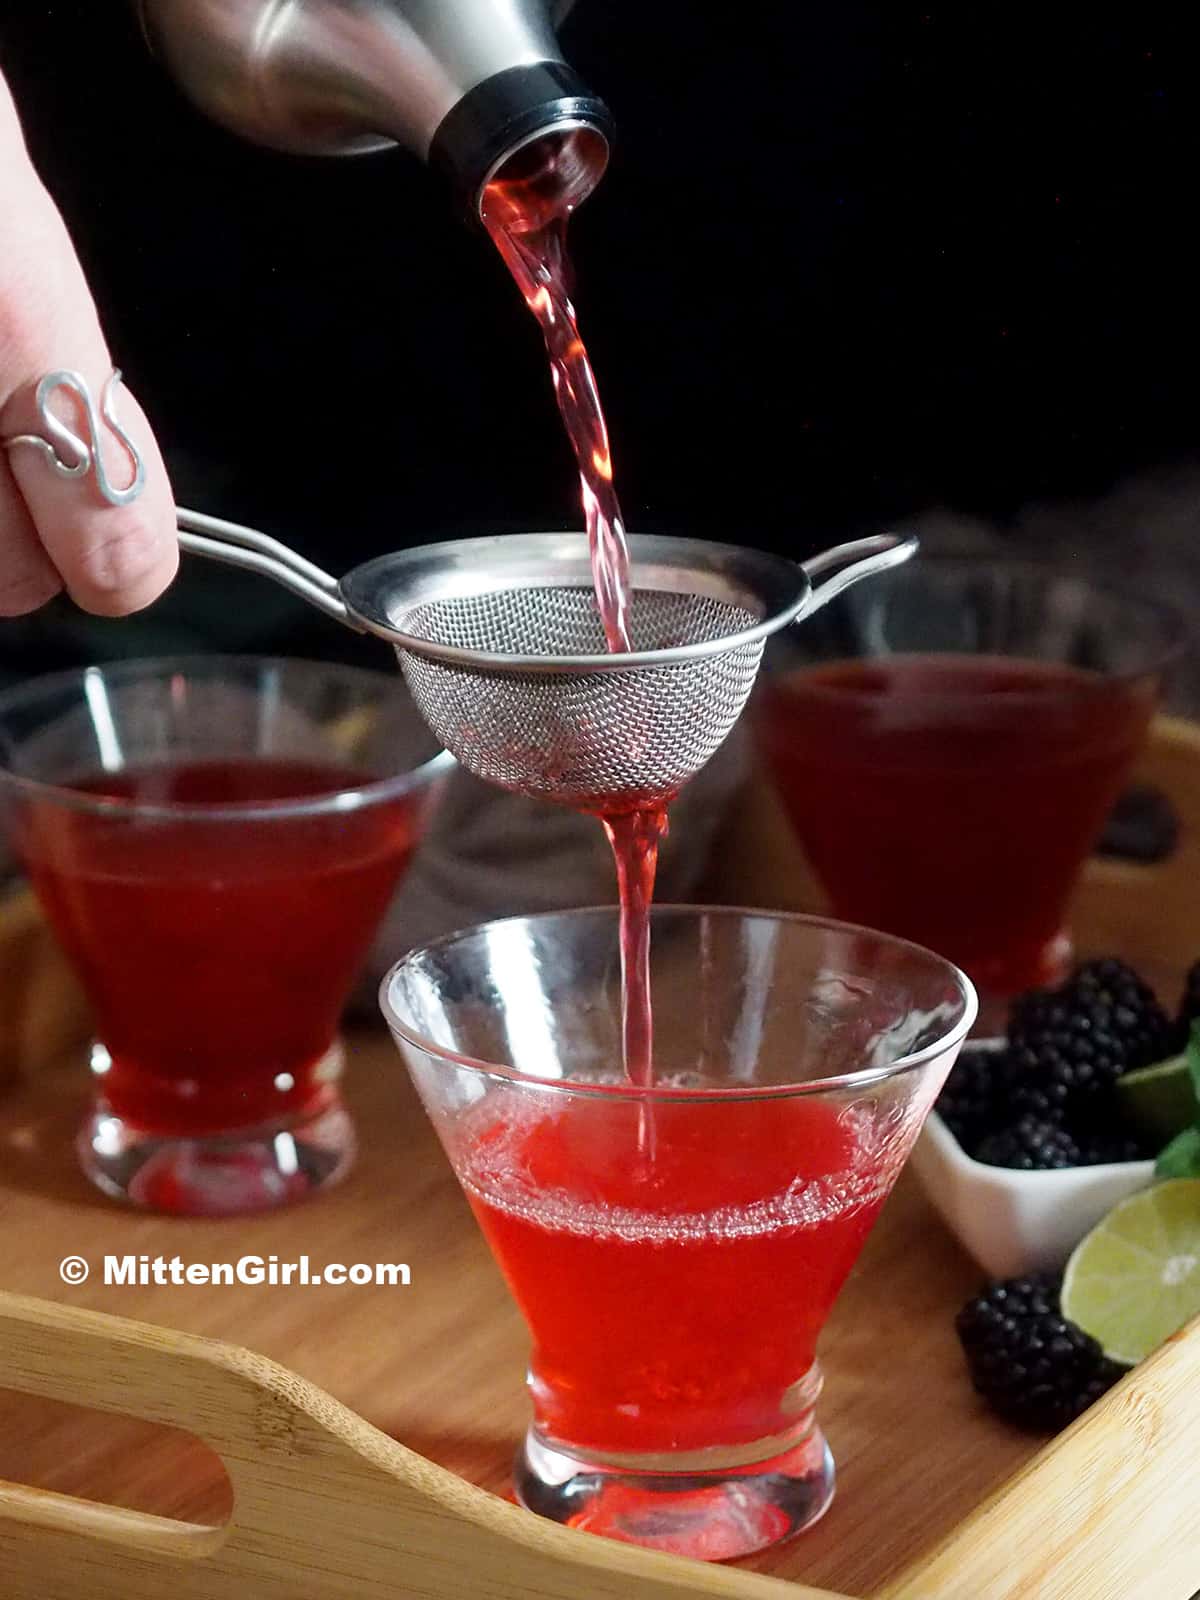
[0,70,177,618]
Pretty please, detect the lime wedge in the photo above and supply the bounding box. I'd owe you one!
[1116,1053,1197,1143]
[1062,1180,1200,1366]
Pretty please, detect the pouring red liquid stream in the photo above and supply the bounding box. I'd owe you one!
[482,206,633,656]
[483,185,665,1091]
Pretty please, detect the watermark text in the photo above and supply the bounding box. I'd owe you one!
[59,1254,411,1288]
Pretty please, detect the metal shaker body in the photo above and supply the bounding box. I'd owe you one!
[136,0,610,213]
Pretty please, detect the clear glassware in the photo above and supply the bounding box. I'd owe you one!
[382,906,976,1561]
[756,558,1185,1034]
[0,656,451,1214]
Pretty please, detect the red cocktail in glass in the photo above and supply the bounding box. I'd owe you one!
[757,560,1182,1031]
[464,1092,884,1464]
[0,657,450,1213]
[383,907,975,1560]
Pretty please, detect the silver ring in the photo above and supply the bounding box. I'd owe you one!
[2,369,145,507]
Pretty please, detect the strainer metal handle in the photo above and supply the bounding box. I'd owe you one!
[176,506,918,641]
[801,533,919,617]
[176,506,358,627]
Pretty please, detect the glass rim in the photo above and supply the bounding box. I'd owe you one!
[766,553,1189,694]
[0,653,455,820]
[380,904,979,1102]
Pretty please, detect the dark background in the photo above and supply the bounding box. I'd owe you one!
[0,2,1195,676]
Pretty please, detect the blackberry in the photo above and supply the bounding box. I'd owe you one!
[1071,959,1176,1062]
[975,1116,1080,1171]
[1075,1130,1150,1166]
[956,1273,1124,1432]
[1095,783,1180,864]
[935,1047,1006,1153]
[1007,958,1174,1122]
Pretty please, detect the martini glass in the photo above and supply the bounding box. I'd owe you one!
[382,906,976,1561]
[0,656,451,1214]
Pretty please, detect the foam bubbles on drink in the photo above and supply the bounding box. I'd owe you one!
[462,1169,890,1246]
[458,1105,894,1247]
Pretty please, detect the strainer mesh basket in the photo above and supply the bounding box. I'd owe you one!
[394,585,763,811]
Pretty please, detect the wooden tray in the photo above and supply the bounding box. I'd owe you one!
[2,717,1200,1599]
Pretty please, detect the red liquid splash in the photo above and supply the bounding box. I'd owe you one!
[759,654,1156,1007]
[484,181,663,1089]
[463,1093,889,1459]
[17,758,426,1137]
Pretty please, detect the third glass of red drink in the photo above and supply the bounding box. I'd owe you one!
[757,558,1184,1033]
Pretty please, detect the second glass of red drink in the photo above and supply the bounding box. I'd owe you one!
[757,559,1184,1033]
[0,656,451,1215]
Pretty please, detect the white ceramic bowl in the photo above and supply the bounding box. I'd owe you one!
[912,1107,1155,1279]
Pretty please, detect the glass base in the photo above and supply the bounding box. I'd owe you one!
[78,1093,356,1216]
[514,1421,835,1561]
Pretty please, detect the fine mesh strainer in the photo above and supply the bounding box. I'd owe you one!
[177,514,916,811]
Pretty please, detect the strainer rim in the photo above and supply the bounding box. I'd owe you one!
[339,532,811,674]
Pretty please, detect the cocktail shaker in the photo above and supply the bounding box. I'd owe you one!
[135,0,613,219]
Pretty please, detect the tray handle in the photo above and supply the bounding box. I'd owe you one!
[880,1312,1200,1600]
[0,1291,836,1600]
